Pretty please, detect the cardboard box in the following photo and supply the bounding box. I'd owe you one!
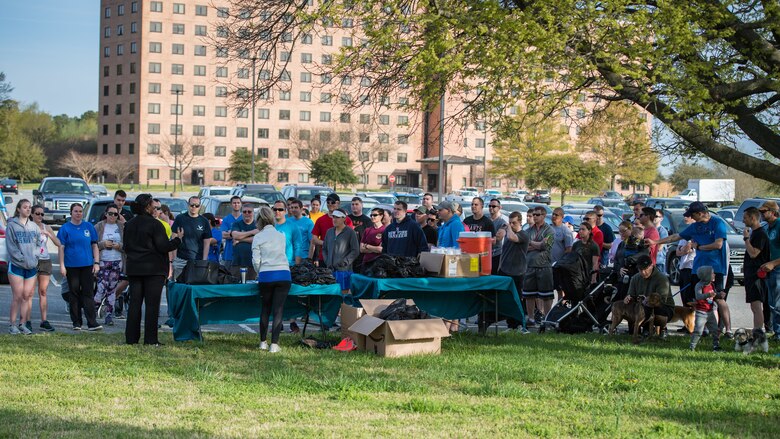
[419,252,480,278]
[348,299,451,357]
[340,303,366,350]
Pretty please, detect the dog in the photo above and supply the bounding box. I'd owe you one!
[609,295,645,344]
[734,328,769,354]
[670,305,695,334]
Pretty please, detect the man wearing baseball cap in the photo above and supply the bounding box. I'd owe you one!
[758,200,780,339]
[414,206,437,248]
[436,201,465,248]
[624,254,674,337]
[646,201,732,336]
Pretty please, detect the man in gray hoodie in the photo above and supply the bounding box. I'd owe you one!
[323,209,360,294]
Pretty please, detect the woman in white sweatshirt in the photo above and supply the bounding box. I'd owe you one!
[252,206,291,353]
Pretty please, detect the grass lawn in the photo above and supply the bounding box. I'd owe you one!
[1,331,778,438]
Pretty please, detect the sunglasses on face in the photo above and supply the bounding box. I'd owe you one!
[154,206,162,210]
[533,213,542,216]
[106,212,119,217]
[33,212,43,216]
[370,213,381,217]
[272,208,285,212]
[243,210,255,214]
[326,200,337,204]
[596,214,603,217]
[190,204,200,208]
[489,205,499,208]
[584,217,593,221]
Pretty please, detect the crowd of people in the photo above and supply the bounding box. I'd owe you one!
[5,189,779,352]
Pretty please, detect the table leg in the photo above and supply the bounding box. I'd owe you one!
[319,296,325,340]
[196,298,203,343]
[302,298,310,337]
[495,292,499,336]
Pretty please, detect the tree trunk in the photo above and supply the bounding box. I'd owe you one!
[560,191,566,206]
[610,175,616,191]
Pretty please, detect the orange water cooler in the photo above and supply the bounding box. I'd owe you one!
[457,231,493,275]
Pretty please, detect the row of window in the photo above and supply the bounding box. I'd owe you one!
[142,168,403,186]
[104,2,138,18]
[101,143,135,155]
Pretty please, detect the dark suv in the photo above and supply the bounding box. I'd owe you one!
[33,177,94,226]
[198,195,269,221]
[232,184,285,204]
[280,184,333,207]
[532,189,551,205]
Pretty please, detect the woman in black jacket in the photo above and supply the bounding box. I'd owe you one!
[123,194,183,345]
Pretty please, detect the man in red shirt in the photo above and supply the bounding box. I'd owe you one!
[578,211,604,252]
[310,193,353,261]
[640,206,660,265]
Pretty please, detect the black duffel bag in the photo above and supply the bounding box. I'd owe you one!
[177,260,239,285]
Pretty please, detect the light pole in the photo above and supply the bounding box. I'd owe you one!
[251,56,257,183]
[172,88,183,193]
[437,94,445,203]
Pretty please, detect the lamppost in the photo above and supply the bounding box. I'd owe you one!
[437,94,445,203]
[172,88,183,193]
[251,56,257,183]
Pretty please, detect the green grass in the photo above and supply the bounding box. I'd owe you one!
[1,331,778,438]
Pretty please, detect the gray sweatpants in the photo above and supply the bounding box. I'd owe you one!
[690,309,719,350]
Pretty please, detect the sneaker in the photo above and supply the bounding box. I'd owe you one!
[289,321,300,334]
[713,345,721,352]
[519,327,531,335]
[269,343,281,353]
[661,329,669,340]
[9,324,21,335]
[259,341,268,351]
[114,313,125,320]
[39,321,55,332]
[87,325,103,332]
[676,327,690,333]
[72,325,82,331]
[526,320,537,328]
[18,324,32,335]
[25,321,32,332]
[105,314,114,327]
[723,331,733,340]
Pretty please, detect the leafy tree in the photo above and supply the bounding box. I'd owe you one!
[310,151,359,190]
[578,102,657,190]
[213,1,780,184]
[534,154,606,205]
[489,113,569,188]
[0,103,47,183]
[668,163,716,192]
[227,148,271,183]
[0,72,12,102]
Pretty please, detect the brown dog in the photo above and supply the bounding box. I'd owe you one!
[609,295,646,344]
[670,305,695,334]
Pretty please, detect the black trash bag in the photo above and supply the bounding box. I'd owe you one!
[364,255,425,279]
[377,298,430,320]
[291,259,337,285]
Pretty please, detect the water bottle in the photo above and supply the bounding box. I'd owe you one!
[240,267,247,284]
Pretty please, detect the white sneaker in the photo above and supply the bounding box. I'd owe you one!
[259,341,268,351]
[18,324,32,335]
[269,343,281,353]
[9,325,21,335]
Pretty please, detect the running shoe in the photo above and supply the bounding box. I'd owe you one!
[269,343,281,353]
[9,325,21,335]
[87,325,103,332]
[18,324,32,335]
[105,314,114,326]
[39,321,55,332]
[259,341,268,351]
[25,321,32,332]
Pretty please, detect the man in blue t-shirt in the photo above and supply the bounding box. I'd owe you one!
[219,196,243,268]
[758,200,780,339]
[436,201,465,248]
[171,196,212,280]
[230,205,259,279]
[286,199,313,262]
[273,200,302,266]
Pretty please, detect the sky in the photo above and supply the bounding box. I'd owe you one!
[0,1,98,117]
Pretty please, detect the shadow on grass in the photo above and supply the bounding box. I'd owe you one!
[0,408,212,438]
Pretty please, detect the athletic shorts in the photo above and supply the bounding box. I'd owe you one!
[523,267,554,298]
[744,276,766,303]
[37,259,53,276]
[9,263,37,280]
[335,270,353,292]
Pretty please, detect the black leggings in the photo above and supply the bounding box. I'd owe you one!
[66,266,98,328]
[259,281,291,344]
[126,275,165,345]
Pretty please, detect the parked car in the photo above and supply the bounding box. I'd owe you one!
[625,193,649,205]
[497,196,523,203]
[84,197,134,225]
[511,190,529,199]
[394,193,422,211]
[358,192,398,205]
[231,184,285,204]
[601,191,623,199]
[156,197,189,218]
[562,208,622,237]
[497,201,529,214]
[483,189,502,198]
[732,197,780,231]
[1,178,19,194]
[89,184,108,197]
[199,195,269,222]
[32,177,95,226]
[531,189,551,205]
[280,184,333,207]
[645,197,691,210]
[392,186,424,196]
[197,186,235,198]
[715,209,738,225]
[587,197,630,211]
[445,189,480,203]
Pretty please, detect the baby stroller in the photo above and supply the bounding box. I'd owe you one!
[541,252,616,334]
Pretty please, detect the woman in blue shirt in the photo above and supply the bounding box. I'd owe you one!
[57,203,102,331]
[203,213,222,263]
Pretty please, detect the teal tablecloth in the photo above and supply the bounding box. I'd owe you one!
[349,274,525,322]
[169,282,343,341]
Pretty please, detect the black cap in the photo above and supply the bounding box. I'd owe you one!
[683,201,707,217]
[326,193,340,202]
[636,255,653,270]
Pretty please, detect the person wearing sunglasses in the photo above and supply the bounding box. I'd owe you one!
[6,199,41,335]
[272,200,302,266]
[310,193,353,264]
[523,206,555,328]
[360,208,387,266]
[31,204,60,332]
[414,206,437,249]
[323,209,360,294]
[286,199,313,263]
[93,203,125,326]
[487,198,509,274]
[170,196,212,281]
[550,207,573,264]
[593,205,614,268]
[230,204,260,280]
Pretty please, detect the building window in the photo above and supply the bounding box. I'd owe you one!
[215,126,227,137]
[339,132,351,142]
[148,103,160,114]
[299,130,310,140]
[103,125,109,135]
[216,66,227,77]
[130,42,137,54]
[193,125,205,136]
[300,72,312,83]
[377,175,388,185]
[278,149,289,159]
[398,135,409,144]
[105,7,111,18]
[129,102,135,113]
[195,25,207,36]
[102,144,108,154]
[149,21,162,32]
[319,112,331,122]
[319,131,331,142]
[320,92,332,103]
[258,148,269,158]
[194,85,206,96]
[215,106,227,117]
[173,3,185,14]
[196,4,208,16]
[322,35,332,46]
[171,64,184,75]
[131,22,137,33]
[360,114,371,124]
[192,145,205,156]
[170,124,182,136]
[342,37,353,47]
[299,111,311,121]
[104,47,110,57]
[194,65,206,76]
[214,170,226,181]
[117,24,124,35]
[378,152,389,162]
[115,104,122,115]
[215,86,227,97]
[172,43,184,55]
[115,141,121,153]
[279,110,290,120]
[258,128,269,139]
[147,143,160,154]
[131,2,138,13]
[150,1,162,12]
[277,129,290,140]
[170,104,182,115]
[148,83,161,93]
[104,27,111,38]
[340,113,351,123]
[103,105,108,116]
[217,7,229,18]
[193,105,205,116]
[398,115,409,126]
[475,138,485,148]
[172,23,185,34]
[237,127,248,138]
[128,143,135,154]
[340,94,352,105]
[397,153,407,163]
[300,91,311,102]
[279,90,291,101]
[379,133,389,144]
[103,66,110,77]
[258,108,269,119]
[359,133,370,143]
[322,54,332,65]
[379,115,390,125]
[236,108,248,118]
[298,173,309,183]
[301,33,312,44]
[215,146,226,157]
[299,149,311,160]
[277,172,289,183]
[237,68,249,78]
[147,169,159,180]
[149,62,161,73]
[148,124,160,134]
[149,42,161,53]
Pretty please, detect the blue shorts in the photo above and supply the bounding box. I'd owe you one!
[9,263,38,280]
[335,271,353,291]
